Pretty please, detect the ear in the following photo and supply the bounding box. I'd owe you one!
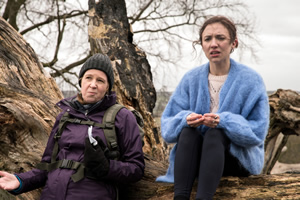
[232,38,238,48]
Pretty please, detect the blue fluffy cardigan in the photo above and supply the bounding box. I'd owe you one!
[156,58,270,183]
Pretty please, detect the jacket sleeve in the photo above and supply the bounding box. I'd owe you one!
[14,114,62,194]
[217,83,270,148]
[104,108,145,183]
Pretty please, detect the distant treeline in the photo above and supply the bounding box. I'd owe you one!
[62,90,280,118]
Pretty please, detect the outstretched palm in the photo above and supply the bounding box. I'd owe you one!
[0,171,20,191]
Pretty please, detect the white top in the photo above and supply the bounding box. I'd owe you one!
[208,73,228,113]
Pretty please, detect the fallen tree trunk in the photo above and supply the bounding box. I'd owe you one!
[150,172,300,200]
[263,89,300,174]
[113,155,300,200]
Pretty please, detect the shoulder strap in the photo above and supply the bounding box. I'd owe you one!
[51,111,70,162]
[51,111,105,162]
[102,104,125,151]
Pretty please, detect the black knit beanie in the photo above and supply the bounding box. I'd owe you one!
[79,53,114,91]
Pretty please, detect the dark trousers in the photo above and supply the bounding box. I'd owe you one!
[174,128,249,200]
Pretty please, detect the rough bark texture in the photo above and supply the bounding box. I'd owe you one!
[1,1,300,199]
[263,89,300,174]
[0,17,63,199]
[87,0,168,160]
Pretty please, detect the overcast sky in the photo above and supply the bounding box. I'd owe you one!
[242,0,300,92]
[156,0,300,92]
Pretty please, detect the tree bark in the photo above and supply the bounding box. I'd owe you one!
[125,157,300,200]
[87,0,169,160]
[263,89,300,174]
[0,16,63,199]
[1,2,300,199]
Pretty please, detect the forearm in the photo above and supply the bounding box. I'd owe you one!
[105,159,144,183]
[217,111,268,147]
[15,169,47,194]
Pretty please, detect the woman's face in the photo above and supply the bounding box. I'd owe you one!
[201,22,237,64]
[81,69,109,104]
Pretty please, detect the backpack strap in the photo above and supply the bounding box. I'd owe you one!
[51,112,70,163]
[36,159,84,182]
[101,104,124,151]
[50,112,106,162]
[36,105,124,182]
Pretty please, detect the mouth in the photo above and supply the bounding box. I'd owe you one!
[210,51,220,55]
[87,92,97,95]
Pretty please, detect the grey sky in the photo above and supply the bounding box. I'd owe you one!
[243,0,300,92]
[155,0,300,92]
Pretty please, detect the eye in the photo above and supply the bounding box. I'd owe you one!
[204,37,211,42]
[204,36,211,41]
[97,78,105,83]
[216,35,226,41]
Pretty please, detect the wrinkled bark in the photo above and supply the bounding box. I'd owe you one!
[1,1,300,199]
[87,0,168,160]
[263,89,300,174]
[0,17,63,200]
[148,172,300,200]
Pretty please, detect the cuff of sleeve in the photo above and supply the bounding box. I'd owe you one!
[216,112,226,129]
[11,175,23,194]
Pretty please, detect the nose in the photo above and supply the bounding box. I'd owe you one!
[89,80,97,88]
[211,38,218,47]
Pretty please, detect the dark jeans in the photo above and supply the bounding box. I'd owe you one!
[174,127,249,200]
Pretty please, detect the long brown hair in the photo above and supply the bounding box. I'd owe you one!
[193,16,238,48]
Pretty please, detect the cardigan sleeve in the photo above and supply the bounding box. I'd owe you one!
[160,76,194,144]
[217,85,270,148]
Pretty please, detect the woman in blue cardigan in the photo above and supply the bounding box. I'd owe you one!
[156,16,270,200]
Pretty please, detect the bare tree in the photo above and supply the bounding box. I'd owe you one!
[0,0,257,92]
[126,0,258,88]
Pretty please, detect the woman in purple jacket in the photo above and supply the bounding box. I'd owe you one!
[0,53,145,200]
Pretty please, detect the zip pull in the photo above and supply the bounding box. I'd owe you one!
[88,126,98,146]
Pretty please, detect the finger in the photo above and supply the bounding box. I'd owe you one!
[187,113,202,121]
[0,171,10,178]
[85,137,90,145]
[0,171,5,177]
[85,137,99,151]
[189,117,204,127]
[204,113,219,119]
[95,136,106,149]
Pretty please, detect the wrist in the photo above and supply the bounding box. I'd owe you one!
[11,175,22,193]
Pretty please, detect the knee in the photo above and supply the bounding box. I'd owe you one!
[178,127,202,145]
[204,128,229,146]
[205,128,223,138]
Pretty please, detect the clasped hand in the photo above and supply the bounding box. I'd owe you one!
[186,113,219,128]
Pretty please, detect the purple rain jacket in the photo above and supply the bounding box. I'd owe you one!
[14,92,145,200]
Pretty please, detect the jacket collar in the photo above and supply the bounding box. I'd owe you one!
[57,91,117,114]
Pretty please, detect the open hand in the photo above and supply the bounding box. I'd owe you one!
[0,171,20,191]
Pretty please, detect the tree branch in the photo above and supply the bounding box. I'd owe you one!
[42,0,66,68]
[130,0,154,24]
[50,53,91,78]
[20,10,88,35]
